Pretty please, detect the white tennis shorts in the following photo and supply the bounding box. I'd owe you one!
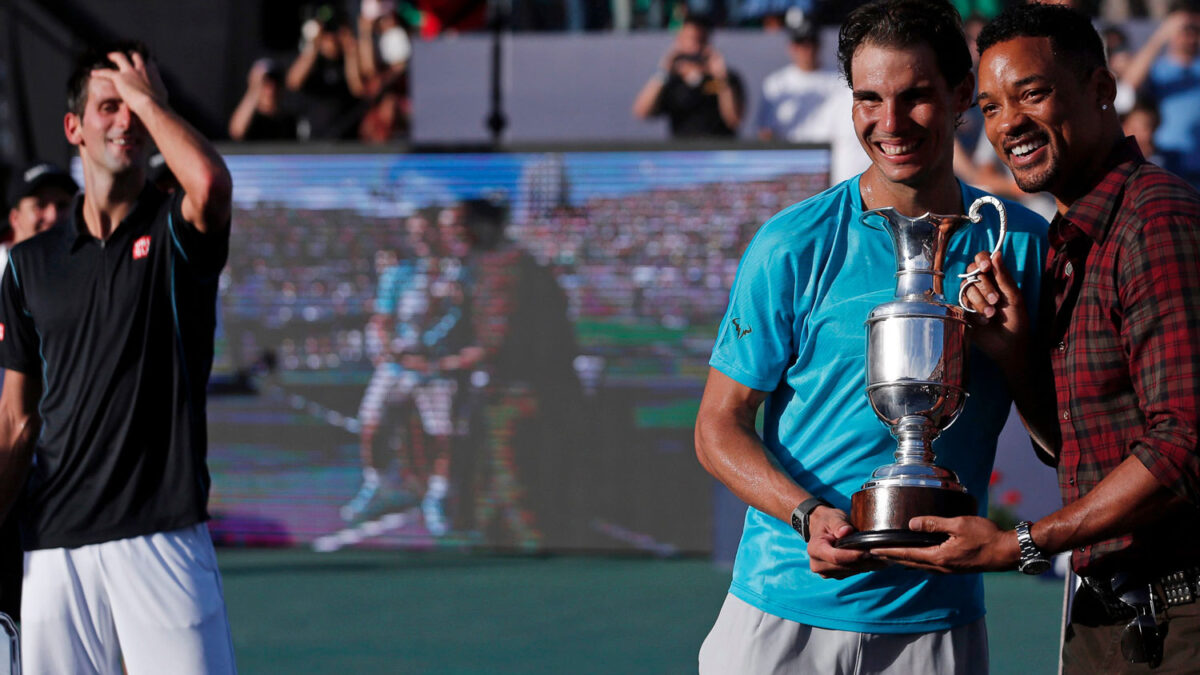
[21,523,237,674]
[358,363,458,436]
[699,593,988,675]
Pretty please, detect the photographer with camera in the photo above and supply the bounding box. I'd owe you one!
[632,13,745,138]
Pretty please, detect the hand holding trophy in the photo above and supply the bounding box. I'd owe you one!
[836,196,1007,550]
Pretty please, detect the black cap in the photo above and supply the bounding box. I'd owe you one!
[789,23,819,44]
[785,7,818,44]
[7,162,78,210]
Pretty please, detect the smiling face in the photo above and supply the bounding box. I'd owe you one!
[850,42,972,191]
[977,36,1113,202]
[64,74,150,177]
[9,185,74,243]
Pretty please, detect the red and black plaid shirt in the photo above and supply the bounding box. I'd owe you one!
[1044,137,1200,575]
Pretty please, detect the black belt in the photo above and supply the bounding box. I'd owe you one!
[1077,567,1200,668]
[1082,565,1200,620]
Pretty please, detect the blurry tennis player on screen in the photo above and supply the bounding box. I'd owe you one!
[342,208,471,535]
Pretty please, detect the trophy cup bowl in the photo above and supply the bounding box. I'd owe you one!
[835,197,1006,550]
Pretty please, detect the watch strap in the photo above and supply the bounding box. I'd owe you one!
[1015,520,1050,574]
[790,497,832,542]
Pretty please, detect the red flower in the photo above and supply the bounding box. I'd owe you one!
[1001,489,1022,506]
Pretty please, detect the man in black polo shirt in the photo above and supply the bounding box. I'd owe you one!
[0,41,236,673]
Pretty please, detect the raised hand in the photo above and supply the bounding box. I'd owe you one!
[960,250,1030,362]
[704,46,728,81]
[91,50,168,110]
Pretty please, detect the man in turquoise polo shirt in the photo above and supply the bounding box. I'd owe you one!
[694,1,1048,672]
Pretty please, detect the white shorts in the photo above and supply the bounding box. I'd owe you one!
[699,593,988,675]
[358,363,458,436]
[22,523,237,675]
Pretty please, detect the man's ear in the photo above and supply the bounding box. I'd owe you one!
[1091,66,1117,110]
[64,112,82,146]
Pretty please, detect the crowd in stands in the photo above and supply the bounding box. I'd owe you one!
[216,0,1200,370]
[219,169,825,375]
[230,1,412,143]
[227,0,1200,196]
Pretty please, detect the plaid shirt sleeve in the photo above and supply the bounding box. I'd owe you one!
[1118,194,1200,505]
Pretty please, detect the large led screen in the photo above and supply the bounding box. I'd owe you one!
[207,147,831,554]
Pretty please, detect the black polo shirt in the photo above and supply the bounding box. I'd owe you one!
[0,184,228,550]
[655,70,745,138]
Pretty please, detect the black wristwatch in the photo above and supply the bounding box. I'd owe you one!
[1015,520,1051,575]
[790,497,832,543]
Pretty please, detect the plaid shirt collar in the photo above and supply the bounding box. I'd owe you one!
[1052,137,1145,248]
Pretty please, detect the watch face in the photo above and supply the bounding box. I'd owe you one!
[1020,558,1051,575]
[791,512,806,539]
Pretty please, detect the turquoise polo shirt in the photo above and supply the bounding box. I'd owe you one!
[710,175,1048,633]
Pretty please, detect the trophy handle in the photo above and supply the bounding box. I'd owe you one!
[957,195,1008,312]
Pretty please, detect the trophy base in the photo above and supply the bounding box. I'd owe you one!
[834,484,976,550]
[835,529,947,550]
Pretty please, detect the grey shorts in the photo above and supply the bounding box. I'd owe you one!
[699,593,988,675]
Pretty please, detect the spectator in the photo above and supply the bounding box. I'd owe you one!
[356,1,411,84]
[1121,96,1173,165]
[756,14,867,182]
[1122,0,1200,184]
[1102,24,1137,113]
[0,161,76,626]
[356,5,413,142]
[632,13,745,137]
[3,162,76,265]
[285,4,364,140]
[229,58,298,142]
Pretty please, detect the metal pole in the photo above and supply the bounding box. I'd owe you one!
[485,0,508,146]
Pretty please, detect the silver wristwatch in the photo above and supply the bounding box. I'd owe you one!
[1015,520,1051,575]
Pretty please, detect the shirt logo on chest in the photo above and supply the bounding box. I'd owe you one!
[133,236,151,260]
[0,323,5,341]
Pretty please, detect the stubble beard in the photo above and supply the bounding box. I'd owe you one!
[1008,155,1059,196]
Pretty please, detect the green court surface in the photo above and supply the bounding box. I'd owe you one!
[219,548,1064,674]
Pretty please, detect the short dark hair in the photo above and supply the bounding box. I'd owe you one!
[837,0,972,88]
[462,197,507,228]
[976,4,1106,80]
[66,40,150,117]
[681,12,715,33]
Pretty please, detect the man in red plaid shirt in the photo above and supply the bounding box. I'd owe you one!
[873,4,1200,672]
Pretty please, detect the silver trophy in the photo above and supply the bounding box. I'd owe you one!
[836,196,1007,550]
